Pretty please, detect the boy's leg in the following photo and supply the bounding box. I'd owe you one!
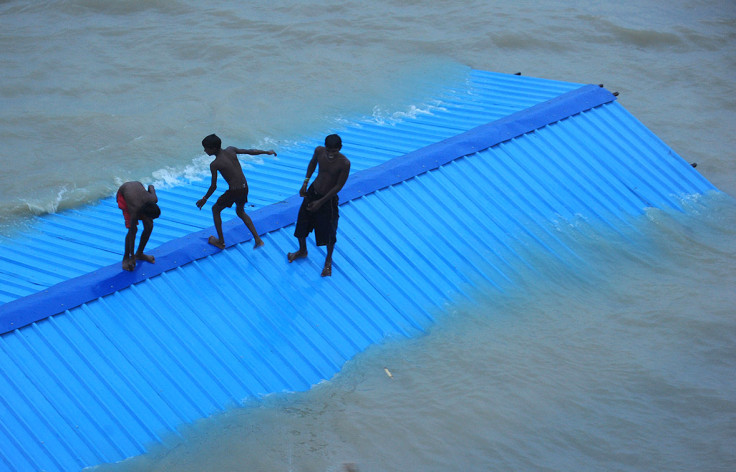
[209,203,226,249]
[320,200,338,276]
[236,204,264,248]
[321,242,334,277]
[288,201,309,262]
[288,237,308,262]
[123,225,138,271]
[135,218,156,263]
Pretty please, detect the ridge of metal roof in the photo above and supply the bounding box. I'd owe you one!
[0,69,720,472]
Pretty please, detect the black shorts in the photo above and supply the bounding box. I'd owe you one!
[215,185,248,208]
[294,185,339,246]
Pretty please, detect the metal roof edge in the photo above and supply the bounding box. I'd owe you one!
[0,84,616,334]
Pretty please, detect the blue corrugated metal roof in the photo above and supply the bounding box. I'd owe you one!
[0,70,583,307]
[0,84,619,332]
[0,69,719,472]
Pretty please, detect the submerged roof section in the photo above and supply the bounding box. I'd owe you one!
[0,69,720,472]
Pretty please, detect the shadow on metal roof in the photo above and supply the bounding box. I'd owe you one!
[0,69,720,471]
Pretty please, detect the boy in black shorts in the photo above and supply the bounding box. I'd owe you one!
[196,134,276,249]
[288,134,351,276]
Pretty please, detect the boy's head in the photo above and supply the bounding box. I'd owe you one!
[325,134,342,151]
[143,203,161,220]
[202,134,222,152]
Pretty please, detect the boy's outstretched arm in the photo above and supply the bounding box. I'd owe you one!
[233,147,277,156]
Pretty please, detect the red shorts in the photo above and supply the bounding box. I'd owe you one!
[117,191,131,228]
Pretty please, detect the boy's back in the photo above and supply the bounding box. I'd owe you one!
[212,147,247,189]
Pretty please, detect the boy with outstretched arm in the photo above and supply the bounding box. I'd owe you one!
[196,134,276,249]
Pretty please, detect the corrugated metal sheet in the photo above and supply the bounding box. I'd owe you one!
[0,69,581,306]
[0,69,719,472]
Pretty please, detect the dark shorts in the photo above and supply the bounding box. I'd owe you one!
[215,185,248,208]
[117,191,131,228]
[294,185,339,246]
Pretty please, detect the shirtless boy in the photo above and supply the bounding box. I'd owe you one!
[196,134,276,249]
[287,134,351,277]
[117,181,160,271]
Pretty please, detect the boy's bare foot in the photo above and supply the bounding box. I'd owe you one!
[321,262,332,277]
[254,239,265,249]
[208,235,226,249]
[287,250,307,262]
[122,258,136,271]
[135,253,155,264]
